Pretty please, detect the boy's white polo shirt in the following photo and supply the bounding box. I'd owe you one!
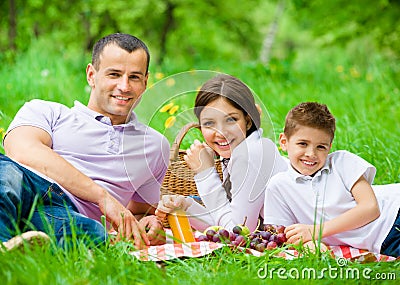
[264,150,400,253]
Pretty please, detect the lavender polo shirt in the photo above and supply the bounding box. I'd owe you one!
[6,99,170,222]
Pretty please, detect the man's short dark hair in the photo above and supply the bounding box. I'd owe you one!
[91,33,150,74]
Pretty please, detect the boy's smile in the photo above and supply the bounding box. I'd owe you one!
[279,125,332,176]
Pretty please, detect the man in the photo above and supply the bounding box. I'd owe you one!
[1,33,169,250]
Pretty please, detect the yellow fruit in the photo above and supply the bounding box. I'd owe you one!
[241,225,250,236]
[233,225,250,236]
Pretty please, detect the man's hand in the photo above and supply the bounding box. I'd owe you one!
[98,191,150,249]
[138,216,166,245]
[5,126,149,248]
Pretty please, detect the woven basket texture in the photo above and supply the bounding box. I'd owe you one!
[160,122,223,227]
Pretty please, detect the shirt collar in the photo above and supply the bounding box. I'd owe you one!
[246,128,262,142]
[223,129,263,172]
[287,155,332,182]
[73,100,138,128]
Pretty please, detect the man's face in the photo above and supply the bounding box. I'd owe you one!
[86,44,148,125]
[280,125,332,176]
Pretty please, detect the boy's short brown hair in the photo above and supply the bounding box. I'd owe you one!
[284,102,336,141]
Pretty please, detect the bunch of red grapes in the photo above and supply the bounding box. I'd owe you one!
[197,224,287,252]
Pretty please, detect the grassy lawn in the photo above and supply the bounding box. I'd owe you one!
[1,241,398,284]
[0,40,399,284]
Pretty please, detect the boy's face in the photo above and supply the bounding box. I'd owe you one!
[279,125,333,176]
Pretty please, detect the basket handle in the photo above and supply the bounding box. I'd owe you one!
[170,122,200,161]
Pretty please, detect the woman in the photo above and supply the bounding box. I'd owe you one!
[156,74,288,231]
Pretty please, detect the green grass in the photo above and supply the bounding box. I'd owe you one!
[0,40,399,284]
[1,241,398,284]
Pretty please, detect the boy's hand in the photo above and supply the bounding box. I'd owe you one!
[284,224,319,245]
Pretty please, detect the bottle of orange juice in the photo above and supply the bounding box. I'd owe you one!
[168,209,195,243]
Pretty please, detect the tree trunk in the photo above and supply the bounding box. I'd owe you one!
[259,0,285,65]
[8,0,17,51]
[81,11,94,52]
[158,1,175,66]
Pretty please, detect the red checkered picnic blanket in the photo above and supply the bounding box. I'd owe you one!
[130,229,397,262]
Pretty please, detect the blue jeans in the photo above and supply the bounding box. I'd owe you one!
[380,209,400,257]
[0,154,106,246]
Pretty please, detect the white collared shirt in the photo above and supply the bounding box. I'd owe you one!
[187,129,288,231]
[264,150,400,252]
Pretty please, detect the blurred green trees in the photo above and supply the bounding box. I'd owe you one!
[292,0,400,58]
[1,0,399,66]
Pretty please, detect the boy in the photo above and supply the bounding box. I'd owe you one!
[264,102,400,257]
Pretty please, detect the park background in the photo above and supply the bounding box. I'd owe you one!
[0,0,399,284]
[1,0,399,184]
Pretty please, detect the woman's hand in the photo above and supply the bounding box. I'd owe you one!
[184,139,215,174]
[155,195,192,220]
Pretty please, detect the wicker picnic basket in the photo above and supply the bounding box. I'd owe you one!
[160,122,223,227]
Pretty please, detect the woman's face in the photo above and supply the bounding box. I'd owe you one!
[199,98,251,158]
